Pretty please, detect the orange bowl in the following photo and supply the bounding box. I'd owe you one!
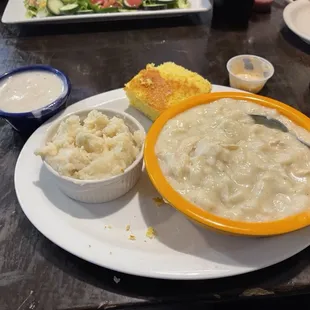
[144,92,310,236]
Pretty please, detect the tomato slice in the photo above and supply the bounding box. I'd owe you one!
[124,0,143,8]
[91,0,112,8]
[89,0,119,11]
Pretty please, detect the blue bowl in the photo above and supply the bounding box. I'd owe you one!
[0,65,71,133]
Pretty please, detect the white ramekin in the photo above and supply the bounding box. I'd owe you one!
[40,108,145,203]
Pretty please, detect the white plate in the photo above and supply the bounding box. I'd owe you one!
[15,85,310,280]
[283,0,310,44]
[2,0,211,24]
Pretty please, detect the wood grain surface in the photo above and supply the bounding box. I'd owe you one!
[0,1,310,309]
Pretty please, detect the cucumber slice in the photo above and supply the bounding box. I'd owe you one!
[119,8,135,11]
[96,7,119,12]
[61,0,76,4]
[156,0,175,3]
[142,3,167,9]
[156,0,176,8]
[47,0,64,15]
[176,0,189,8]
[99,6,118,13]
[59,3,80,14]
[77,9,93,13]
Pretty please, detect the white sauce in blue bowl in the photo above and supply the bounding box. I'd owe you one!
[0,65,71,134]
[0,70,65,113]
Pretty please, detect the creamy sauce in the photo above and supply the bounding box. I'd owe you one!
[156,98,310,222]
[235,73,263,81]
[229,75,264,93]
[0,70,64,113]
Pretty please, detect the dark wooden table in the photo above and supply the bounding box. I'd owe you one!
[1,1,310,309]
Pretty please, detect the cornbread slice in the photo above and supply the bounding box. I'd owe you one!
[124,62,212,121]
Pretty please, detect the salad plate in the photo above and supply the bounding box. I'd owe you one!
[14,85,310,280]
[2,0,211,24]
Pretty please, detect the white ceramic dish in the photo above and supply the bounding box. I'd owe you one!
[40,108,145,203]
[2,0,211,24]
[283,0,310,44]
[15,85,310,280]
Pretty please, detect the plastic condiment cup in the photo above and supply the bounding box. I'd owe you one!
[226,55,274,93]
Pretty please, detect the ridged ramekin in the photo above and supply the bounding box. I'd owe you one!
[40,108,145,203]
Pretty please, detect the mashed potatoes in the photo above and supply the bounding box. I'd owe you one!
[156,98,310,222]
[36,110,144,180]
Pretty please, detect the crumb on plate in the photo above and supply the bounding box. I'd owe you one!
[152,197,165,207]
[129,234,136,240]
[146,227,156,239]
